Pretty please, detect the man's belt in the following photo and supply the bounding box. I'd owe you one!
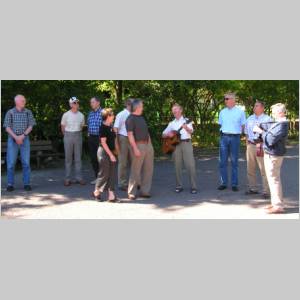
[221,132,241,136]
[118,134,128,138]
[136,140,149,144]
[247,141,256,145]
[88,134,100,137]
[180,139,191,142]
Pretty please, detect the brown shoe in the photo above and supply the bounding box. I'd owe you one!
[128,194,136,200]
[78,180,86,185]
[64,180,71,186]
[265,206,285,214]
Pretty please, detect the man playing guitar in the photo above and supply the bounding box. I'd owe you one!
[162,103,197,194]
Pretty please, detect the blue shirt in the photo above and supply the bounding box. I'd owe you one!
[244,113,273,142]
[87,108,102,135]
[218,106,246,134]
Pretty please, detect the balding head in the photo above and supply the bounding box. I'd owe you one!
[14,94,26,109]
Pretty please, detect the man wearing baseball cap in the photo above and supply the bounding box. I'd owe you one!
[61,97,86,186]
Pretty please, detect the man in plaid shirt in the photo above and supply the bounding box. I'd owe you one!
[3,94,36,191]
[87,97,102,184]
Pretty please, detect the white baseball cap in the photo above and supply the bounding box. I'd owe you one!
[69,96,79,104]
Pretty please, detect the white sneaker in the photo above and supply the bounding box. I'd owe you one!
[90,179,97,185]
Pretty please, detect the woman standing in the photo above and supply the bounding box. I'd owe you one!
[92,108,120,202]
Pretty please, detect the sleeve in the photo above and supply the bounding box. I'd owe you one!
[218,111,223,125]
[126,116,134,132]
[244,117,250,135]
[241,111,246,126]
[61,113,67,126]
[27,110,36,127]
[3,110,12,128]
[162,122,173,135]
[262,123,288,147]
[187,122,194,133]
[100,125,108,138]
[114,113,121,129]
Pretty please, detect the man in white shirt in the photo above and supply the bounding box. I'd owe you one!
[61,97,85,186]
[162,103,197,194]
[113,98,133,190]
[244,100,272,197]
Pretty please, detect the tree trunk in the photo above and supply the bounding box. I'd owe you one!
[115,80,123,107]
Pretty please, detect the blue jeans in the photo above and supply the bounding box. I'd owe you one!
[219,134,240,187]
[6,136,31,186]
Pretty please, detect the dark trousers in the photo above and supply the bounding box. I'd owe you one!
[95,147,116,192]
[88,135,100,178]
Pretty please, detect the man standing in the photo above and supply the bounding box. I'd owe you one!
[3,94,36,191]
[244,101,272,197]
[126,99,154,200]
[218,93,246,191]
[113,98,133,190]
[87,96,102,184]
[162,103,197,194]
[61,97,85,186]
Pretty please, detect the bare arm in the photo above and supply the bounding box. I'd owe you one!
[101,137,116,161]
[128,131,141,157]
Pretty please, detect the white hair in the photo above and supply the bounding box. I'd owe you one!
[271,103,286,114]
[224,92,236,100]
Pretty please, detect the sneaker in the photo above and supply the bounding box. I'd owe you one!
[217,185,227,191]
[128,194,136,200]
[175,187,183,193]
[24,185,32,191]
[90,179,97,185]
[6,185,14,192]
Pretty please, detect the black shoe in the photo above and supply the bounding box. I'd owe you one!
[175,187,183,193]
[191,189,198,194]
[232,186,239,192]
[245,190,259,195]
[6,185,14,192]
[24,185,32,191]
[218,185,227,190]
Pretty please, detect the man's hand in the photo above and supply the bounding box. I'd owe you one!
[168,131,175,138]
[134,147,141,157]
[253,125,263,134]
[15,134,25,145]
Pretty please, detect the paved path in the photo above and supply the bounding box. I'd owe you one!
[1,145,299,219]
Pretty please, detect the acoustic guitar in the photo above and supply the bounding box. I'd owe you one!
[162,119,193,154]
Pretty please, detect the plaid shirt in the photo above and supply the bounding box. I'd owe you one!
[87,108,102,135]
[3,107,36,135]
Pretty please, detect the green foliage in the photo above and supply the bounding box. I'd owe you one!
[1,80,299,154]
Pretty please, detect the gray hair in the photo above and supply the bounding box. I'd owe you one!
[224,92,236,100]
[271,103,286,114]
[14,94,25,102]
[131,98,143,112]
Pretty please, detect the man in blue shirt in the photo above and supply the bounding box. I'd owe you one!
[87,97,102,184]
[218,93,246,191]
[244,101,272,197]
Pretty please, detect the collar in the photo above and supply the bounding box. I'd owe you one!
[14,107,25,112]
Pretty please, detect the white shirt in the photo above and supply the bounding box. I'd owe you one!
[61,110,85,132]
[114,109,131,136]
[244,113,273,142]
[218,106,246,134]
[162,116,194,140]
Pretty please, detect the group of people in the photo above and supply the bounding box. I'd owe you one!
[3,92,290,213]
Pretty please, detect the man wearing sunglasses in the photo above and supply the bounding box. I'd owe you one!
[218,93,246,192]
[61,97,86,186]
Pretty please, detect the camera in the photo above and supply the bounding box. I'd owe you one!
[252,122,275,144]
